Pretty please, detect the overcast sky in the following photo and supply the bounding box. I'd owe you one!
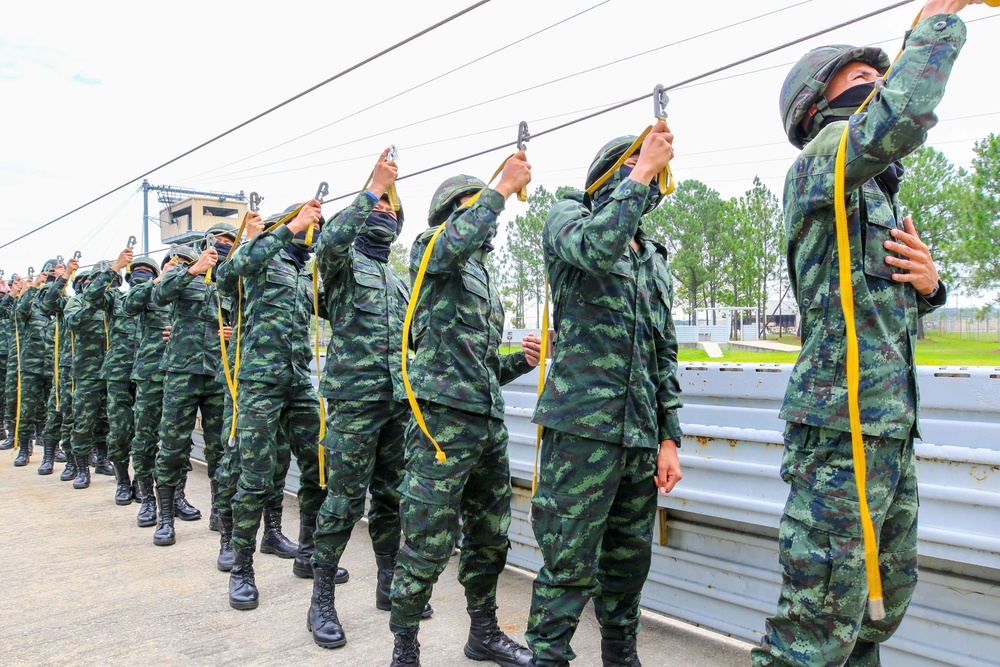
[2,0,998,303]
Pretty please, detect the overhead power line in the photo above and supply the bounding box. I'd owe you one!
[315,0,921,206]
[0,0,492,252]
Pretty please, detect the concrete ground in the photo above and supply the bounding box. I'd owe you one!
[0,455,751,666]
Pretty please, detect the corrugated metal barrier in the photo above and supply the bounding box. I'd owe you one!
[195,362,1000,665]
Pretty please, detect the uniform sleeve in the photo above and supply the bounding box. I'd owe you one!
[544,181,648,275]
[63,296,89,329]
[83,269,117,312]
[317,193,375,281]
[121,280,154,316]
[228,226,290,278]
[917,279,948,317]
[153,266,196,307]
[655,278,683,443]
[421,188,504,275]
[499,351,533,386]
[38,280,67,317]
[16,287,37,321]
[835,15,967,195]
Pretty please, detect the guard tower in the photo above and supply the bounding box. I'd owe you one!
[141,180,247,252]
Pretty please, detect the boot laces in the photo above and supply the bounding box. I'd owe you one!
[393,630,420,664]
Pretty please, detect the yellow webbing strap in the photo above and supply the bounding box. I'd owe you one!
[831,10,921,621]
[313,262,327,487]
[531,277,550,495]
[54,320,60,411]
[217,282,242,445]
[401,223,450,463]
[461,154,528,209]
[12,317,21,456]
[71,334,76,393]
[585,126,675,198]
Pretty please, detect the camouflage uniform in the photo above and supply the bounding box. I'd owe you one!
[13,285,54,462]
[526,173,683,665]
[0,294,9,433]
[215,225,323,554]
[86,269,138,467]
[312,192,412,608]
[752,15,964,667]
[151,264,227,531]
[121,264,171,525]
[391,184,534,635]
[0,293,16,447]
[63,281,110,476]
[37,279,75,474]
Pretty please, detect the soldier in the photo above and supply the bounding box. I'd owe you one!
[122,248,190,528]
[308,150,429,648]
[64,261,112,488]
[389,159,539,667]
[0,275,13,450]
[12,264,56,468]
[751,2,977,665]
[86,248,140,505]
[151,225,234,546]
[215,201,327,611]
[37,258,79,476]
[524,125,682,667]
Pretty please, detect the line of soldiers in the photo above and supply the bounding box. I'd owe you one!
[0,123,682,666]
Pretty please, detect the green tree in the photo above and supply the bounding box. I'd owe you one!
[389,242,409,279]
[494,186,557,327]
[646,180,726,325]
[899,145,968,286]
[960,134,1000,301]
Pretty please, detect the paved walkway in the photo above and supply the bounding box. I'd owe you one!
[0,455,752,666]
[728,339,801,353]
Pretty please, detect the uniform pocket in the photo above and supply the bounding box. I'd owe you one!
[530,487,598,583]
[862,191,898,281]
[353,269,383,315]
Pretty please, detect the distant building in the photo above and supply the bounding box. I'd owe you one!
[160,195,247,246]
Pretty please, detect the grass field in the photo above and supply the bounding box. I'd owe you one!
[676,332,1000,367]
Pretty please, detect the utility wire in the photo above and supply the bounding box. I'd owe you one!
[211,0,821,182]
[186,0,611,182]
[317,0,921,206]
[0,0,492,252]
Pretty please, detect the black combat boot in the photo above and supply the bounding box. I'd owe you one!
[93,445,114,476]
[464,606,534,667]
[132,478,141,503]
[59,454,77,481]
[291,518,350,582]
[228,546,259,610]
[391,628,421,667]
[307,566,347,648]
[174,474,201,521]
[217,513,235,572]
[208,479,220,532]
[153,485,176,546]
[136,477,157,528]
[13,435,31,466]
[113,462,132,505]
[72,455,91,489]
[37,439,57,475]
[600,638,641,666]
[55,445,67,463]
[375,553,433,618]
[260,503,298,558]
[0,421,12,450]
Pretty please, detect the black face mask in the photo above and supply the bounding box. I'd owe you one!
[366,210,398,243]
[284,242,311,271]
[131,268,155,284]
[213,241,233,258]
[876,159,905,195]
[46,275,56,283]
[807,81,878,137]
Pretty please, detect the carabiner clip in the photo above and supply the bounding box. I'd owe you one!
[73,251,82,261]
[27,267,35,280]
[249,192,261,212]
[653,83,669,121]
[127,235,138,250]
[517,121,530,152]
[315,182,329,201]
[387,145,399,162]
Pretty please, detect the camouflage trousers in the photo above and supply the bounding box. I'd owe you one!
[229,380,322,552]
[130,375,163,479]
[17,372,53,443]
[70,378,108,457]
[215,386,293,516]
[526,430,657,666]
[313,399,407,569]
[42,365,73,446]
[154,371,224,488]
[4,349,17,423]
[0,352,6,422]
[390,402,513,633]
[750,423,917,667]
[105,379,136,466]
